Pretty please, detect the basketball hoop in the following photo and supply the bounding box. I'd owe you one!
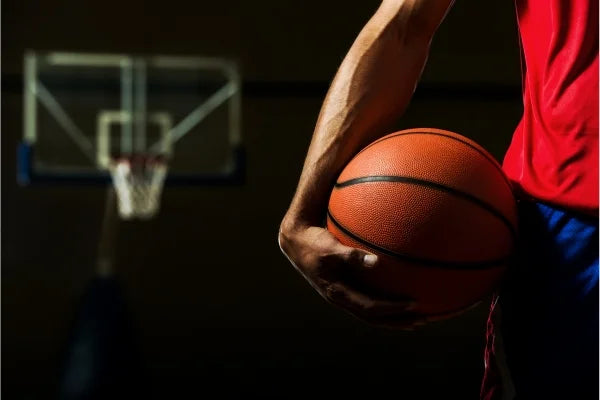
[108,155,167,220]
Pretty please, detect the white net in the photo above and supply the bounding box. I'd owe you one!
[109,156,167,220]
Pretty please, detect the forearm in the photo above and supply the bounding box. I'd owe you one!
[284,1,451,228]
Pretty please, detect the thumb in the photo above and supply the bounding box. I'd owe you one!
[341,247,379,269]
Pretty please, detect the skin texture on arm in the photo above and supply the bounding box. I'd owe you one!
[279,0,455,328]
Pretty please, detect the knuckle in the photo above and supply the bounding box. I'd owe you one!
[324,283,343,302]
[343,249,360,264]
[348,248,361,260]
[324,287,337,302]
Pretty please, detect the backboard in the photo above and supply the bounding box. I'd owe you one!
[18,51,244,186]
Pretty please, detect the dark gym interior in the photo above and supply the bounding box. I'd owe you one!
[2,1,523,398]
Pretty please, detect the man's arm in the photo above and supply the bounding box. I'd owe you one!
[279,0,454,327]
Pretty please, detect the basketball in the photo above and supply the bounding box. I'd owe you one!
[327,128,518,317]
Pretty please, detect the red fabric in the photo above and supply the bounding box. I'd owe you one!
[480,296,501,400]
[503,0,599,216]
[483,2,599,397]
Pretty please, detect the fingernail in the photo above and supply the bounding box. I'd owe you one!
[363,254,378,268]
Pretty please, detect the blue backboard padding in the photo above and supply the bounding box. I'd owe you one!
[17,142,32,185]
[17,142,245,186]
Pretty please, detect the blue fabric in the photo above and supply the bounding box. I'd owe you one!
[499,201,598,398]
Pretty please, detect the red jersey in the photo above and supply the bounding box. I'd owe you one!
[502,0,599,215]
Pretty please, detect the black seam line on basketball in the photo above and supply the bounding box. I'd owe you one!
[334,175,517,241]
[354,130,513,192]
[327,211,509,270]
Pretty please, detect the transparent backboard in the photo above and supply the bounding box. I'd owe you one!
[18,51,243,185]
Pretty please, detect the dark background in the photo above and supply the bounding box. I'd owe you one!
[2,1,523,398]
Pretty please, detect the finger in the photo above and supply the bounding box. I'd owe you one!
[315,229,379,270]
[336,246,379,269]
[325,282,415,318]
[315,246,377,282]
[423,301,481,323]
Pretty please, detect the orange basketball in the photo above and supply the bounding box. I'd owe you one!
[327,128,518,317]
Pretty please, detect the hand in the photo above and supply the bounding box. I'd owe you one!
[278,220,428,330]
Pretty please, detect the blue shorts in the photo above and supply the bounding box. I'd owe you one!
[481,201,599,399]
